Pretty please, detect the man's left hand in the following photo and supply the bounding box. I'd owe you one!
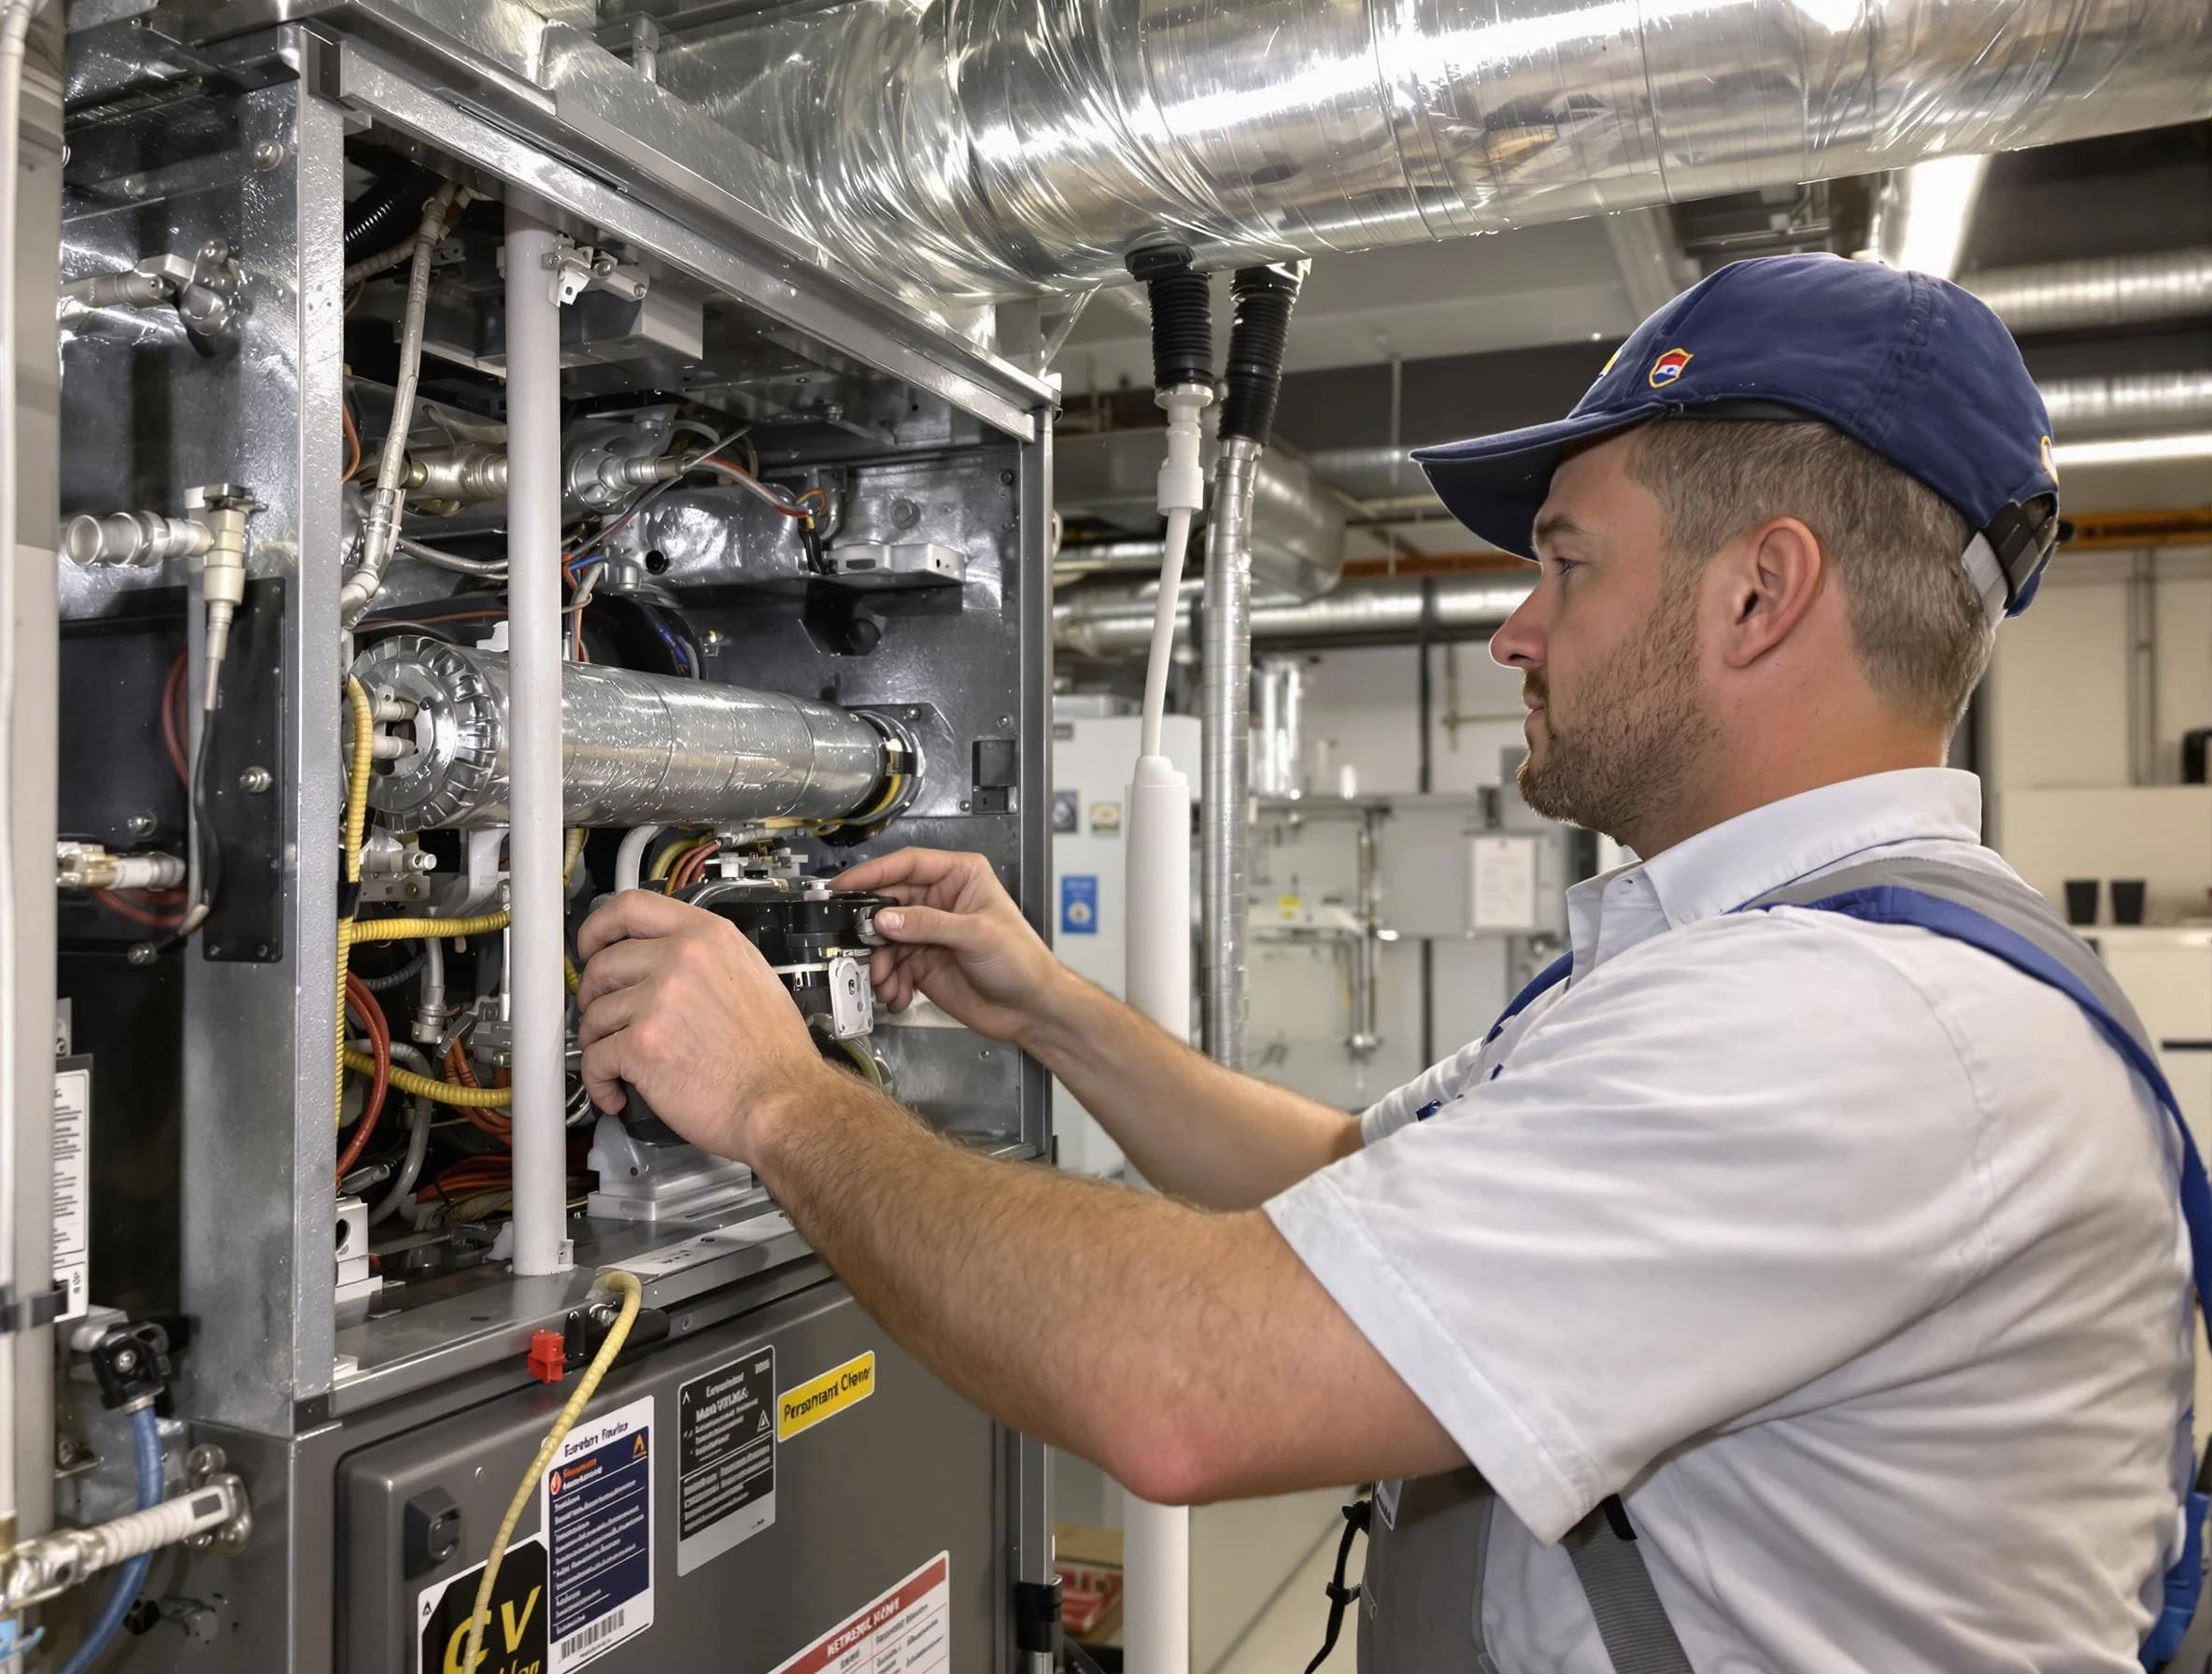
[574,890,830,1163]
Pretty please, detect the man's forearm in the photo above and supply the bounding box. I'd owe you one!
[748,1071,1453,1504]
[1019,975,1360,1209]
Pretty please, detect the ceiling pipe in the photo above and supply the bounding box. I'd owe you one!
[657,0,2212,299]
[1306,368,2212,502]
[2040,370,2212,437]
[1964,249,2212,334]
[1056,574,1533,658]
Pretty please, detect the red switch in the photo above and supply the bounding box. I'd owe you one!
[527,1329,567,1384]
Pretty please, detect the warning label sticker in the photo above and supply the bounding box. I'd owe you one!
[676,1347,776,1576]
[778,1351,875,1442]
[52,1063,90,1324]
[769,1551,951,1674]
[416,1535,548,1674]
[539,1394,654,1671]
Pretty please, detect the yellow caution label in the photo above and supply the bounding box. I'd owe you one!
[778,1351,875,1441]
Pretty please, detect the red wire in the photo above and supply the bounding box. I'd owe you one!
[341,398,363,482]
[337,974,391,1188]
[92,889,187,930]
[443,1040,513,1141]
[160,653,189,786]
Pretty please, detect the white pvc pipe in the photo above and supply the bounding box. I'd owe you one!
[1122,750,1194,1674]
[0,0,47,1559]
[503,206,571,1276]
[614,823,663,895]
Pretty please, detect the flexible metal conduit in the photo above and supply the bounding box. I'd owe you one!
[349,638,896,832]
[1200,440,1261,1068]
[656,0,2212,298]
[2039,370,2212,437]
[1057,575,1534,657]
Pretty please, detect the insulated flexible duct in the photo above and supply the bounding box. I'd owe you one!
[350,637,906,831]
[656,0,2212,298]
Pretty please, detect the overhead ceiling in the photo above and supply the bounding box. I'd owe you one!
[1050,121,2212,561]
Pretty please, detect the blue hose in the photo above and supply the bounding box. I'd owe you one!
[55,1406,162,1674]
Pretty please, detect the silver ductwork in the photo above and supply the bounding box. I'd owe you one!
[656,0,2212,299]
[2039,370,2212,438]
[1965,249,2212,336]
[351,636,910,831]
[1056,573,1534,658]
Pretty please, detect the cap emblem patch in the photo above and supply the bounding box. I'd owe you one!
[1648,347,1693,389]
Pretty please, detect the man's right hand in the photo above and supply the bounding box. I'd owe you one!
[832,847,1073,1046]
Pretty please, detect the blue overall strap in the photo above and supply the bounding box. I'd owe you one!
[1745,867,2212,1668]
[1484,951,1574,1046]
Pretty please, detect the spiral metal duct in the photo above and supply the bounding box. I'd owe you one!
[1056,573,1534,657]
[656,0,2212,299]
[1965,249,2212,335]
[352,636,903,830]
[2038,370,2212,438]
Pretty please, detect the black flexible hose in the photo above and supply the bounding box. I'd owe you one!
[1127,243,1213,390]
[344,163,439,268]
[1220,263,1304,446]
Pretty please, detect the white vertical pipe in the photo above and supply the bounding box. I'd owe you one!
[503,206,571,1276]
[1123,752,1192,1674]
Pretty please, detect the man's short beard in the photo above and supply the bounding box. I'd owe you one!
[1516,583,1717,844]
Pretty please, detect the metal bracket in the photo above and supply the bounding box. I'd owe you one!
[1013,1577,1064,1656]
[540,238,649,307]
[0,1285,64,1335]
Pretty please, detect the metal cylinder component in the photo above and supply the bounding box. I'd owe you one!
[659,0,2212,298]
[59,510,209,570]
[404,445,509,506]
[55,844,186,892]
[1200,440,1261,1070]
[349,636,906,832]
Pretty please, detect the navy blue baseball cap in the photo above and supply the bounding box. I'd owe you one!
[1412,253,2063,619]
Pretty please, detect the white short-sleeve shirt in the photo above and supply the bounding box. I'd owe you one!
[1265,769,2192,1673]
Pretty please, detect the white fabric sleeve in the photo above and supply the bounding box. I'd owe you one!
[1265,913,1989,1545]
[1357,1037,1492,1143]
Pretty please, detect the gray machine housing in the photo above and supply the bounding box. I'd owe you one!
[47,6,1056,1669]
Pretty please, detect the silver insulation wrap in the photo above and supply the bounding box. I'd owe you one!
[352,637,894,830]
[658,0,2212,298]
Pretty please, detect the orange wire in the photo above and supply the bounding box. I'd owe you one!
[92,889,186,930]
[160,653,189,785]
[336,974,391,1187]
[700,456,815,520]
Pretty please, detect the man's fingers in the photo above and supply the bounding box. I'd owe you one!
[576,980,651,1052]
[574,938,663,1014]
[576,888,703,964]
[579,1034,632,1114]
[872,902,988,955]
[834,846,981,896]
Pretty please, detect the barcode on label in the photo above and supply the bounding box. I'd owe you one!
[560,1606,625,1661]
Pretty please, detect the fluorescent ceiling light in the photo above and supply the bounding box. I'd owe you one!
[2049,432,2212,469]
[1884,154,1989,280]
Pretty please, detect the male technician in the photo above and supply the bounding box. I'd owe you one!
[575,254,2197,1671]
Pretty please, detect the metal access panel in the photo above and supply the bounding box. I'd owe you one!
[341,1279,998,1674]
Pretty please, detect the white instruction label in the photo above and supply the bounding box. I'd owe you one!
[614,1213,795,1281]
[769,1551,951,1674]
[52,1064,90,1323]
[540,1394,655,1671]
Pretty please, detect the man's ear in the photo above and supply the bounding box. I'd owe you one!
[1713,516,1825,671]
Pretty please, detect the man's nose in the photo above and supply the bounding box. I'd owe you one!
[1488,587,1545,671]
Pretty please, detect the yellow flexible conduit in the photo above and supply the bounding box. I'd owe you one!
[343,1050,514,1109]
[335,677,376,1126]
[461,1271,644,1674]
[347,912,511,943]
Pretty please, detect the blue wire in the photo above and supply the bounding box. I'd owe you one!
[56,1406,162,1674]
